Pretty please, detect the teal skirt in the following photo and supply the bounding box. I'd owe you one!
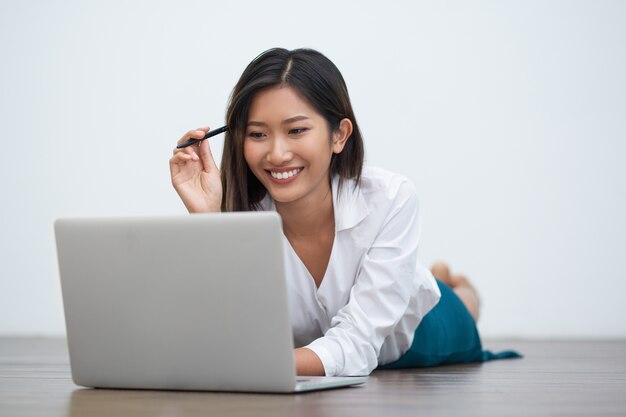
[378,279,521,369]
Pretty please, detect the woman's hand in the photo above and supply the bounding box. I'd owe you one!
[169,127,223,213]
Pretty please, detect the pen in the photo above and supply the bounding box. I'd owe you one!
[176,125,228,149]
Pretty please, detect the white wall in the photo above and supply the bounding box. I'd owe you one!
[1,0,624,338]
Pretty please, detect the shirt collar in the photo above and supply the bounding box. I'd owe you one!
[331,174,369,232]
[259,174,370,232]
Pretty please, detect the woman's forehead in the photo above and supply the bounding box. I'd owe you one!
[248,86,322,124]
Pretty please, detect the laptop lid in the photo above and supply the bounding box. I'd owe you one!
[55,212,299,392]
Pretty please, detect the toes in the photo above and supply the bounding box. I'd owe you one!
[451,273,471,288]
[431,261,451,284]
[451,274,480,300]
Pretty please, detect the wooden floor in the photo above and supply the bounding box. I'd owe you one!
[1,338,625,417]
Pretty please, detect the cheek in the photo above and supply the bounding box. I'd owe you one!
[304,139,334,166]
[243,140,258,168]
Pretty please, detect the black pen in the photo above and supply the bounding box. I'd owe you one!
[176,125,228,149]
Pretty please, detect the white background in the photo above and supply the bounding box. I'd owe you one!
[1,0,624,338]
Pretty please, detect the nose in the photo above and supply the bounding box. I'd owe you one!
[266,136,293,165]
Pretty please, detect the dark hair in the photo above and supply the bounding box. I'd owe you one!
[220,48,365,212]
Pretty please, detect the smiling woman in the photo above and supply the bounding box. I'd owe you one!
[169,48,520,377]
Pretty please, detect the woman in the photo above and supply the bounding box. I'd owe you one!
[169,48,519,377]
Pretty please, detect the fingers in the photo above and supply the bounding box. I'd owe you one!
[175,127,210,149]
[198,135,219,172]
[170,151,199,163]
[171,126,220,179]
[172,127,209,164]
[170,148,200,165]
[169,151,198,178]
[173,126,219,172]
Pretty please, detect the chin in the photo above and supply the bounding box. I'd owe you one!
[265,187,306,205]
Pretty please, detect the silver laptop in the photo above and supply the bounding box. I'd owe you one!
[54,212,367,393]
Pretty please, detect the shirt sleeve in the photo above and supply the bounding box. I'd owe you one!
[304,179,422,376]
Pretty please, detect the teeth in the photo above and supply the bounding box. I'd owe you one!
[270,168,302,180]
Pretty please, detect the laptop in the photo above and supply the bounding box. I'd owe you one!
[54,212,367,393]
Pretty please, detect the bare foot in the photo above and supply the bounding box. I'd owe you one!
[430,261,481,322]
[430,261,452,285]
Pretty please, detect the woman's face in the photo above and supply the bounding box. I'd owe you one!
[243,86,348,207]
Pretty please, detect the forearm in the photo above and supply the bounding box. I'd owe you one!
[295,348,325,376]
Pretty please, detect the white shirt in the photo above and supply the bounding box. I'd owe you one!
[262,166,441,376]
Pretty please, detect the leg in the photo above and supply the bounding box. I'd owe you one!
[378,264,521,370]
[378,278,484,369]
[430,261,480,322]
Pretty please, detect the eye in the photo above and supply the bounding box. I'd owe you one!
[247,131,266,140]
[289,128,309,135]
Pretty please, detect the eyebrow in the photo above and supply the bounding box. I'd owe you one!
[247,115,310,127]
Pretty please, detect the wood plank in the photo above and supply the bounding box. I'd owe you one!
[1,338,625,417]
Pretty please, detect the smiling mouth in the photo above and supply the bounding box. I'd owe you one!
[268,168,303,180]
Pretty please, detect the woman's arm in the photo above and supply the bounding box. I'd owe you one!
[295,348,325,376]
[303,177,438,377]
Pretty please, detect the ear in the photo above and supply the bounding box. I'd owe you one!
[331,118,353,154]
